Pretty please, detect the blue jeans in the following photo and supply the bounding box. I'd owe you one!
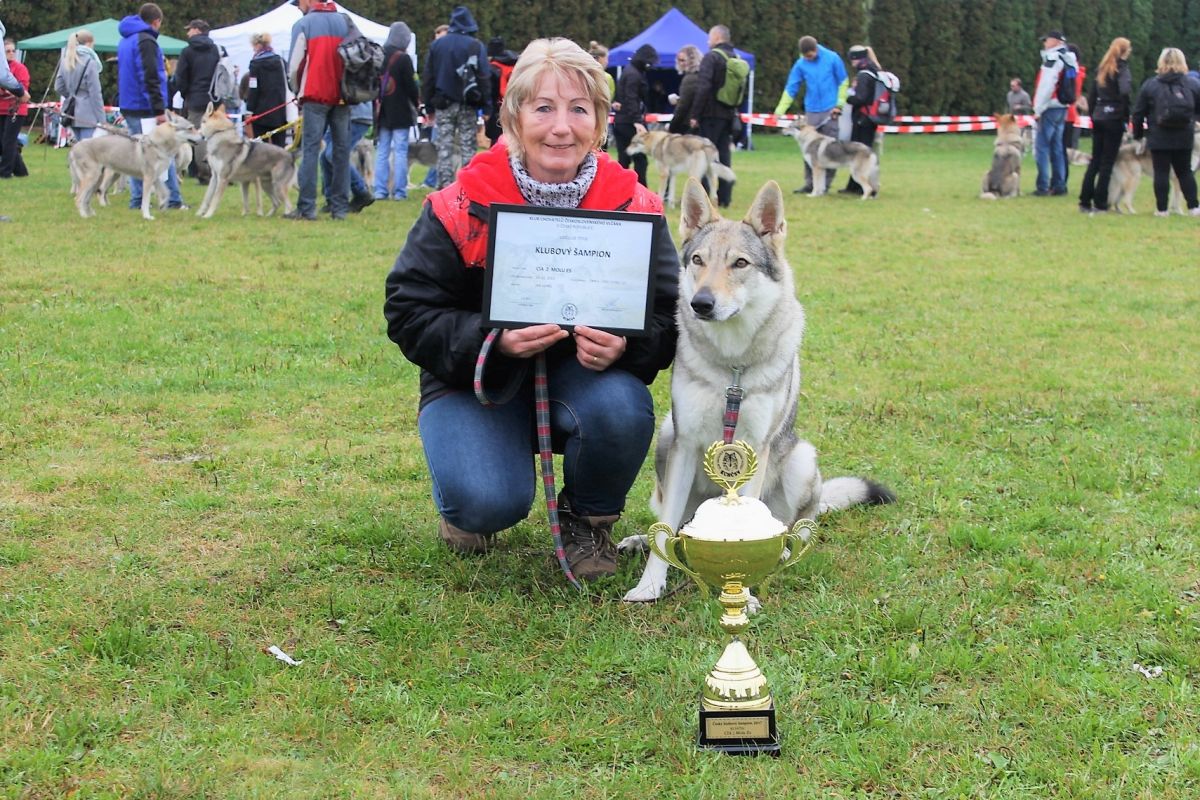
[323,118,370,202]
[373,126,410,199]
[417,358,655,535]
[1034,106,1067,193]
[298,102,350,216]
[126,116,183,208]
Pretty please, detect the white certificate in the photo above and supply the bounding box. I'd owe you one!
[483,204,659,337]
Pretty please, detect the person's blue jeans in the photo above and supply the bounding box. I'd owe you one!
[373,126,410,199]
[1034,106,1067,193]
[417,358,655,535]
[298,102,350,217]
[126,116,183,209]
[322,118,369,203]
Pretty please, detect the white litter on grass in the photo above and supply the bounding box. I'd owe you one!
[1132,662,1163,679]
[266,645,303,666]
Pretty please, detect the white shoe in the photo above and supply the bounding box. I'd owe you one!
[1190,207,1200,217]
[1154,211,1170,218]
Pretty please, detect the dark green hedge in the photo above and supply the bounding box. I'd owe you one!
[7,0,1199,116]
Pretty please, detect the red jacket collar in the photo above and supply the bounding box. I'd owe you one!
[455,142,643,211]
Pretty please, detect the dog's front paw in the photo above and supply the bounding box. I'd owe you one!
[616,534,649,553]
[622,578,666,603]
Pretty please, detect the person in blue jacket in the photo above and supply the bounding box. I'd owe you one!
[774,35,848,194]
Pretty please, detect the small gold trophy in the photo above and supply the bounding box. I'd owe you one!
[649,440,815,756]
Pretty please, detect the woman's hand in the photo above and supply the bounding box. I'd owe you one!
[497,324,569,358]
[573,326,627,371]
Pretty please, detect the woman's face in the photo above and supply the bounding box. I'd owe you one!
[517,70,597,184]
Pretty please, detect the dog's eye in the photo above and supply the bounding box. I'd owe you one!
[691,254,703,265]
[732,258,750,269]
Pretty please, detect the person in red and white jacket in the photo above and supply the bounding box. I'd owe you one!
[286,0,350,220]
[1,36,31,179]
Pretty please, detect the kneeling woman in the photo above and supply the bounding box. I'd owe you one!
[384,38,680,581]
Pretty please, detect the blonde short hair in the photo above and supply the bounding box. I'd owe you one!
[676,44,702,74]
[250,31,272,48]
[500,38,611,163]
[1157,47,1188,75]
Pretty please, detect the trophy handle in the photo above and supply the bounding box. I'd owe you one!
[758,519,817,596]
[647,522,708,597]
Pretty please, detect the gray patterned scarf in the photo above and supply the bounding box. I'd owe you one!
[509,152,598,208]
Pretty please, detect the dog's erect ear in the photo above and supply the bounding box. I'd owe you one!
[743,181,787,244]
[679,177,718,244]
[205,101,215,117]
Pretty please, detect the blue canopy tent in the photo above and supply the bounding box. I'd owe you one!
[609,7,756,138]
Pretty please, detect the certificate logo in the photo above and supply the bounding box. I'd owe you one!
[560,303,578,321]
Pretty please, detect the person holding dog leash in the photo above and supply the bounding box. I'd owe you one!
[1078,37,1132,214]
[385,38,679,584]
[775,35,848,194]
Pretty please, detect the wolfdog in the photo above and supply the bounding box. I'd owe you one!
[70,113,200,220]
[196,103,296,218]
[980,114,1023,199]
[352,138,375,188]
[784,121,879,198]
[624,129,737,208]
[619,179,895,603]
[1069,124,1199,214]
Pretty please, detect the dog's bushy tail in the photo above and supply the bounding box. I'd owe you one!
[819,476,896,514]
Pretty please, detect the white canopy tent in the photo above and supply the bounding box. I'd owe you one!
[208,2,415,86]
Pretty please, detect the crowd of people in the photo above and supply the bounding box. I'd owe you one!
[1009,30,1199,216]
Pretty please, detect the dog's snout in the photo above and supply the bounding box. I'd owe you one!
[690,289,716,319]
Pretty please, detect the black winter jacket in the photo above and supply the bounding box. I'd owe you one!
[668,72,700,134]
[378,48,420,130]
[242,50,288,131]
[174,34,220,114]
[847,63,881,129]
[1088,60,1132,123]
[1132,72,1200,150]
[692,42,737,121]
[613,62,649,125]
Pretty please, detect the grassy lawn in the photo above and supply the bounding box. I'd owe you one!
[2,131,1199,798]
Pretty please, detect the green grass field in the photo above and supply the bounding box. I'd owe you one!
[2,132,1199,798]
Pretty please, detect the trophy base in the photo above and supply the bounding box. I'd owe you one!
[697,699,780,757]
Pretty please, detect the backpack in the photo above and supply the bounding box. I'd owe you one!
[712,49,749,108]
[1155,80,1195,129]
[864,69,901,124]
[1054,56,1078,106]
[456,52,483,106]
[337,15,385,104]
[208,48,239,110]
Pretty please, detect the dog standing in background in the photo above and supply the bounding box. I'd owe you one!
[197,102,296,218]
[785,121,879,198]
[619,179,895,603]
[624,129,737,208]
[980,114,1023,199]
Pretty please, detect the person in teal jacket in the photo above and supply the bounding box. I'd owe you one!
[774,36,848,193]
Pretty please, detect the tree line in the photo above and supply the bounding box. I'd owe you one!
[7,0,1200,117]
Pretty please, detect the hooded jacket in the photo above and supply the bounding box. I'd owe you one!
[423,6,491,111]
[174,33,221,113]
[383,143,679,409]
[117,14,168,117]
[244,48,289,130]
[614,45,656,125]
[288,1,348,106]
[379,23,420,130]
[1131,71,1200,150]
[1033,45,1077,114]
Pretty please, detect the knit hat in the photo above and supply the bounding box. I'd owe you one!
[632,44,659,69]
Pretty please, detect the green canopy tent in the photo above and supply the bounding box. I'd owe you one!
[16,18,188,55]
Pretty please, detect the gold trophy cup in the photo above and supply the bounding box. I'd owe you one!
[649,440,815,756]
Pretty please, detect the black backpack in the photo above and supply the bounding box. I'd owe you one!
[1155,80,1195,129]
[456,52,483,106]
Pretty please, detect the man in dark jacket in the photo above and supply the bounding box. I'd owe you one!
[692,25,738,207]
[174,19,219,183]
[117,3,184,210]
[423,5,491,188]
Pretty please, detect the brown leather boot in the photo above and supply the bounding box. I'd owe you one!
[558,498,619,580]
[438,518,492,554]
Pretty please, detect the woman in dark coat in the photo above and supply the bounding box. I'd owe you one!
[374,22,421,200]
[612,43,657,185]
[1131,46,1200,216]
[1079,37,1133,213]
[843,44,883,195]
[667,44,701,135]
[241,32,289,147]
